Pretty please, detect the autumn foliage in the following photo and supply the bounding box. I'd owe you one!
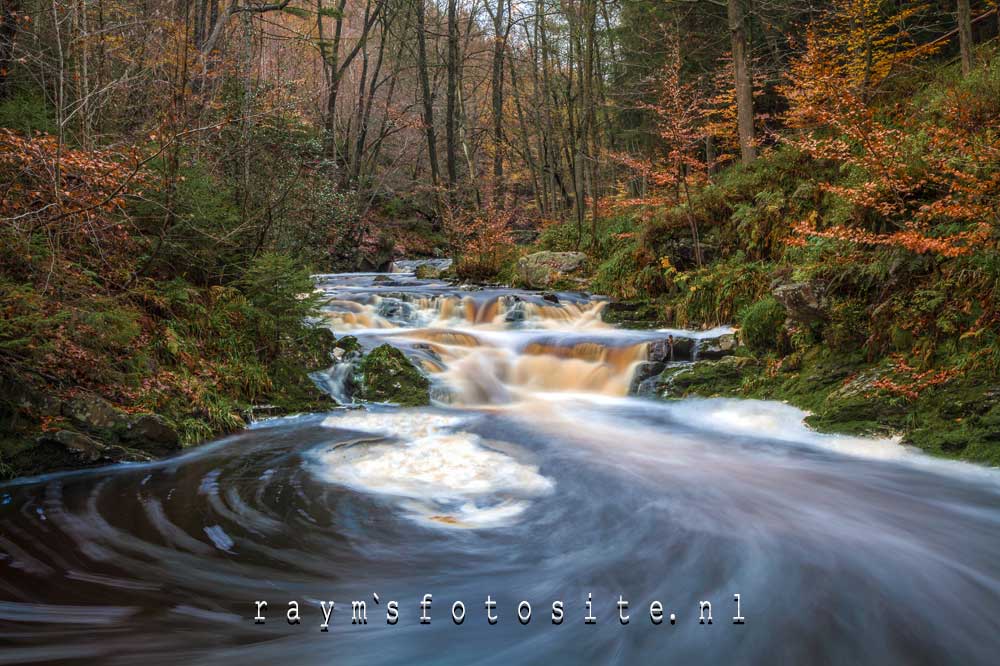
[782,0,999,258]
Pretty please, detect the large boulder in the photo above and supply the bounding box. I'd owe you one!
[359,344,431,406]
[63,393,129,432]
[517,251,588,289]
[771,280,828,324]
[30,429,154,473]
[122,414,180,455]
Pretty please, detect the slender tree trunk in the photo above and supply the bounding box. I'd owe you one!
[727,0,756,164]
[490,0,506,204]
[445,0,458,195]
[414,0,440,194]
[958,0,974,75]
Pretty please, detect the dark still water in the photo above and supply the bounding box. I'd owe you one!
[2,271,999,665]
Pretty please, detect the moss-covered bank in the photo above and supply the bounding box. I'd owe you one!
[653,348,1000,466]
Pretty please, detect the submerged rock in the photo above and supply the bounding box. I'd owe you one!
[359,344,431,406]
[517,251,588,289]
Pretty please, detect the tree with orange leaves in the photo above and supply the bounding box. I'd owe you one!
[782,0,996,259]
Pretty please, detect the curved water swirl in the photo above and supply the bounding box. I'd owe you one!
[1,272,998,665]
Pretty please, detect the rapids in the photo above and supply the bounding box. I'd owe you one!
[1,271,998,665]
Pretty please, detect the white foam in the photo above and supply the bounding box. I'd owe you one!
[314,411,553,528]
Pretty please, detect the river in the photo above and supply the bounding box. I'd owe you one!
[1,271,999,665]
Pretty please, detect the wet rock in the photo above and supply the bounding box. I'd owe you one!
[504,302,526,323]
[771,280,828,324]
[377,299,414,322]
[629,361,666,396]
[647,337,695,363]
[34,430,153,469]
[697,333,737,360]
[541,292,560,304]
[123,414,180,455]
[517,251,588,289]
[40,430,106,463]
[359,344,431,407]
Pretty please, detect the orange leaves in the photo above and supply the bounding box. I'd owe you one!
[781,2,999,259]
[868,356,961,401]
[791,217,992,258]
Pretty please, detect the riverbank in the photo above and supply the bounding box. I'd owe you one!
[640,343,1000,466]
[0,256,335,481]
[599,297,1000,466]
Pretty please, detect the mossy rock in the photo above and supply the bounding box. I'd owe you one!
[335,335,362,355]
[658,357,756,398]
[414,264,443,279]
[601,300,667,329]
[358,344,431,406]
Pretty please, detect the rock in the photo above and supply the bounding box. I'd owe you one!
[647,337,695,363]
[335,335,362,355]
[629,361,666,396]
[541,292,560,304]
[377,298,414,322]
[517,251,588,289]
[504,302,526,323]
[63,393,128,432]
[697,333,737,360]
[601,300,665,329]
[123,414,180,454]
[34,430,153,469]
[359,344,431,407]
[771,280,828,324]
[659,356,755,398]
[414,264,442,279]
[41,430,107,463]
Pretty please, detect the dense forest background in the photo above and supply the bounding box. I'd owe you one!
[1,0,999,474]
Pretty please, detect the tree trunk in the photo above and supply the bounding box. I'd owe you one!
[414,0,440,192]
[727,0,756,164]
[445,0,458,195]
[1,0,22,101]
[958,0,974,75]
[490,0,506,204]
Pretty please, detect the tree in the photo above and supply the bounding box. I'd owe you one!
[414,0,440,193]
[957,0,973,75]
[727,0,756,164]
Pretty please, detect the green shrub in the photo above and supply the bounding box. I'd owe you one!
[738,295,787,353]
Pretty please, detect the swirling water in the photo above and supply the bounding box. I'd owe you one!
[1,272,999,665]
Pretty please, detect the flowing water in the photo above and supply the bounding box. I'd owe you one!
[2,272,999,665]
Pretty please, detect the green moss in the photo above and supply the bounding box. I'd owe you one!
[335,335,362,354]
[659,356,754,398]
[359,344,431,406]
[738,295,787,353]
